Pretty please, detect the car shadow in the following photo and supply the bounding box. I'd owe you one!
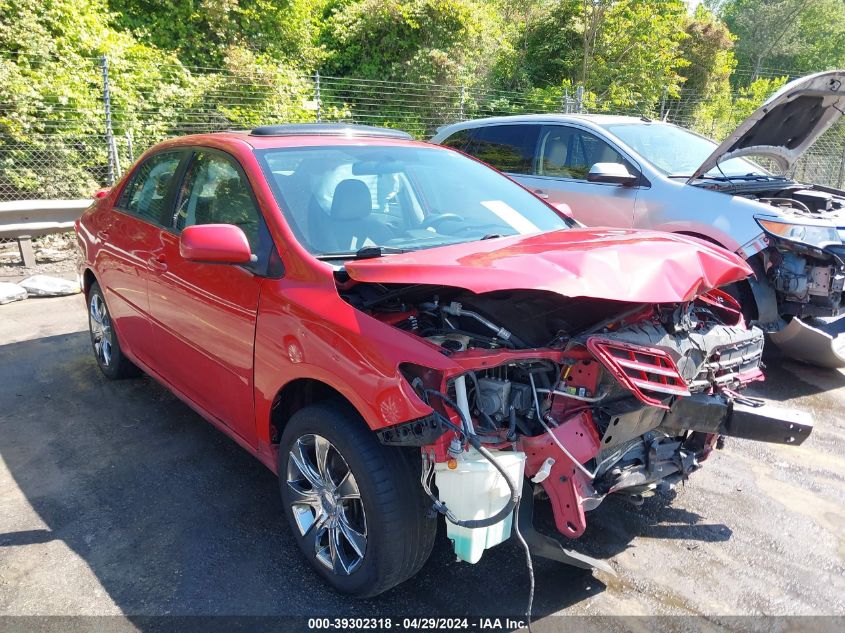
[0,332,729,628]
[754,344,845,402]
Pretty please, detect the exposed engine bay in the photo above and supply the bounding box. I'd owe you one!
[340,278,813,568]
[712,181,845,320]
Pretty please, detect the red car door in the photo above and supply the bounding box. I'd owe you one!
[95,150,187,364]
[146,149,268,446]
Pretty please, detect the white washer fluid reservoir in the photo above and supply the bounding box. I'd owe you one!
[434,448,526,563]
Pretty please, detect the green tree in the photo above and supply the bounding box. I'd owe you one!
[585,0,689,110]
[689,75,788,139]
[495,1,690,113]
[321,0,504,86]
[679,5,736,103]
[499,0,581,91]
[715,0,845,79]
[108,0,328,68]
[0,0,188,196]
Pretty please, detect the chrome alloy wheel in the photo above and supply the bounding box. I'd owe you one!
[89,293,113,367]
[286,434,368,575]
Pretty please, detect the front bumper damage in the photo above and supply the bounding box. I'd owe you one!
[769,316,845,368]
[761,240,845,366]
[661,393,813,445]
[518,391,812,570]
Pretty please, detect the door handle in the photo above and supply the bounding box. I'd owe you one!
[96,230,109,241]
[533,189,549,199]
[149,255,168,272]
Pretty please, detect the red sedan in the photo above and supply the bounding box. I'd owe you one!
[76,124,811,598]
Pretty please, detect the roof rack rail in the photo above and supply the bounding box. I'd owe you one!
[249,123,413,139]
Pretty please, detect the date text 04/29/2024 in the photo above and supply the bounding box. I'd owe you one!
[307,618,527,630]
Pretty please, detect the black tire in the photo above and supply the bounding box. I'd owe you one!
[723,279,759,323]
[278,402,436,598]
[87,281,140,380]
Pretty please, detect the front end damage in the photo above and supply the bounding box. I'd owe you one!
[749,198,845,367]
[683,69,845,366]
[344,280,812,570]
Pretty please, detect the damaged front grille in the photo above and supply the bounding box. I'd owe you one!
[590,319,765,397]
[689,327,764,390]
[587,337,691,407]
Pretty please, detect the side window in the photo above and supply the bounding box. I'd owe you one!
[117,151,183,223]
[467,125,538,174]
[537,126,632,180]
[440,128,471,151]
[174,152,263,252]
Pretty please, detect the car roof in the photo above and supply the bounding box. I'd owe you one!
[151,124,429,152]
[434,113,649,135]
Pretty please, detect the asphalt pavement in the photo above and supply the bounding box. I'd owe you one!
[0,294,843,632]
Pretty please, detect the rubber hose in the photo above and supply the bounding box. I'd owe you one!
[425,390,520,529]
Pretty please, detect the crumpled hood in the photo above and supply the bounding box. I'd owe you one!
[345,229,752,304]
[690,70,845,181]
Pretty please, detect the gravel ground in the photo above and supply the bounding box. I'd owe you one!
[0,233,78,282]
[0,295,843,632]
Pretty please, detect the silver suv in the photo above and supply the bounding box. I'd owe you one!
[432,71,845,367]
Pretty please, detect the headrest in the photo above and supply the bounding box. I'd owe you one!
[331,179,373,220]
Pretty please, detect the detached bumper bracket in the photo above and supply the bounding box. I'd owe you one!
[725,402,813,445]
[661,394,813,446]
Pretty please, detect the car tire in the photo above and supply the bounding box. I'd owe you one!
[724,279,759,323]
[278,401,436,598]
[87,281,140,380]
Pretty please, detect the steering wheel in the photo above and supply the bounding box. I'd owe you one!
[419,213,465,230]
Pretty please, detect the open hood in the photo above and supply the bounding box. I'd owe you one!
[344,229,752,304]
[689,70,845,182]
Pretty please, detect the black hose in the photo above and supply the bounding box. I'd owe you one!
[512,495,534,631]
[425,388,534,631]
[424,389,520,529]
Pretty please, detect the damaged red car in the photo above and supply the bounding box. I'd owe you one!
[75,124,812,597]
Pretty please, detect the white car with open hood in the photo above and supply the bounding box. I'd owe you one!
[432,70,845,367]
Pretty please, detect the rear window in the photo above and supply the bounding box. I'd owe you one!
[440,128,471,151]
[467,125,538,175]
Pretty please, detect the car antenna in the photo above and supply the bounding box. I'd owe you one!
[639,114,652,123]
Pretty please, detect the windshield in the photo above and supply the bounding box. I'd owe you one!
[256,144,569,258]
[605,123,770,178]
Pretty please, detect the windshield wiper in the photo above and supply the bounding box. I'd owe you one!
[679,173,787,182]
[316,245,412,261]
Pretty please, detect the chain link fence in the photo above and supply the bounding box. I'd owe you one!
[2,54,845,204]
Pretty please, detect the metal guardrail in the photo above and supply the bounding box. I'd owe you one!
[0,199,90,239]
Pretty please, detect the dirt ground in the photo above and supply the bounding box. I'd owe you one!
[0,294,843,632]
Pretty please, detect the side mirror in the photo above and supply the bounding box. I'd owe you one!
[587,162,638,186]
[179,224,253,264]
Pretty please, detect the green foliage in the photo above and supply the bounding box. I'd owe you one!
[688,75,788,139]
[321,0,503,86]
[501,0,582,91]
[108,0,328,68]
[495,0,690,113]
[1,0,839,199]
[717,0,845,78]
[0,0,176,196]
[585,0,689,110]
[680,5,736,101]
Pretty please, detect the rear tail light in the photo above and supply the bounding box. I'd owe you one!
[587,337,690,408]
